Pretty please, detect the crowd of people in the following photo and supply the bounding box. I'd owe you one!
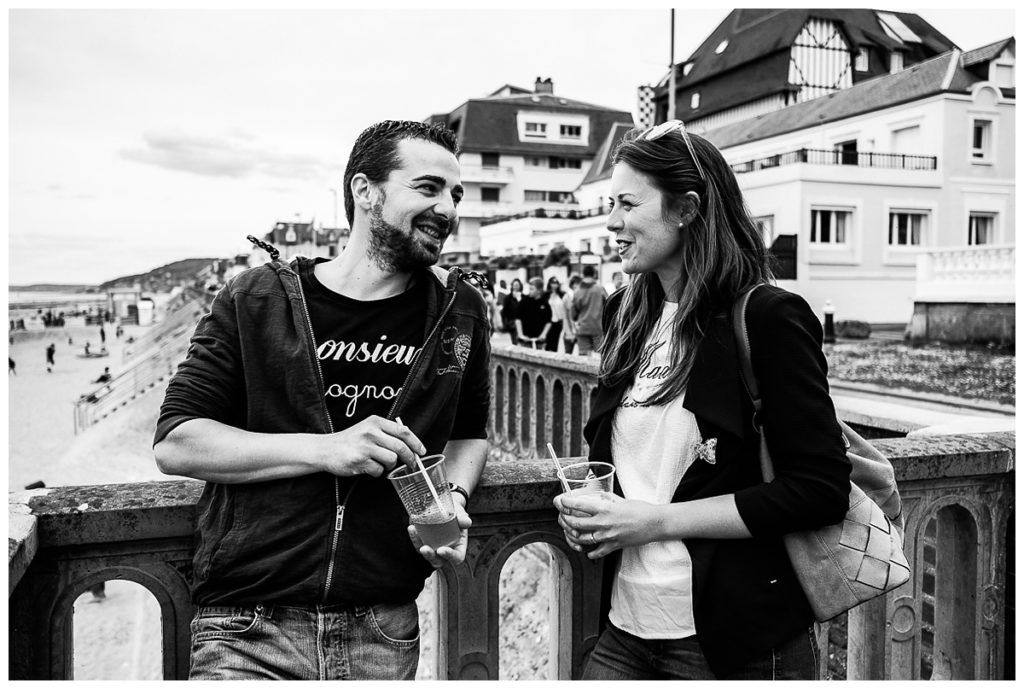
[492,265,616,354]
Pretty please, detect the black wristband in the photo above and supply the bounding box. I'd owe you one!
[448,482,470,504]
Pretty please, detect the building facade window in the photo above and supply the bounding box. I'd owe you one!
[524,122,547,137]
[481,152,500,168]
[889,50,903,73]
[481,187,501,203]
[855,47,869,71]
[524,156,545,168]
[559,124,582,139]
[579,239,591,253]
[971,119,993,161]
[524,190,546,202]
[810,208,851,244]
[753,215,775,247]
[888,211,927,246]
[549,156,582,169]
[968,212,996,245]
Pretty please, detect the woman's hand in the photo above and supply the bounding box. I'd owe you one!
[553,492,665,559]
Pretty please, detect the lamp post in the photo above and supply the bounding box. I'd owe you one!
[329,188,338,229]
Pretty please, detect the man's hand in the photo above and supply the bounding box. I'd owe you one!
[319,415,426,478]
[408,495,472,569]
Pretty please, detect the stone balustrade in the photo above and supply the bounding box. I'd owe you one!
[8,346,1015,680]
[915,244,1015,303]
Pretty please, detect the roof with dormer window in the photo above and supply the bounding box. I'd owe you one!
[658,9,958,123]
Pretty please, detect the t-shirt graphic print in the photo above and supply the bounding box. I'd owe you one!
[300,263,426,430]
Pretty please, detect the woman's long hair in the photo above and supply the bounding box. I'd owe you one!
[599,127,773,404]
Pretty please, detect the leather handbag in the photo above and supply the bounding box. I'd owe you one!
[732,287,911,622]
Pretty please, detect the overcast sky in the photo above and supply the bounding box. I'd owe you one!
[7,6,1018,286]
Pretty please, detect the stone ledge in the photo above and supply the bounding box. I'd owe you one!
[876,432,1015,481]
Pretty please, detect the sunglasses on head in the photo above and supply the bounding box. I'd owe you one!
[640,119,707,183]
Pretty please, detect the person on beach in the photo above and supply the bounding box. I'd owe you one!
[9,357,15,375]
[553,121,850,680]
[45,343,56,372]
[154,120,491,681]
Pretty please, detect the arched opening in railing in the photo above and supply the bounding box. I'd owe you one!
[569,384,583,457]
[920,504,980,679]
[507,371,518,448]
[73,580,161,679]
[494,365,505,438]
[520,371,531,454]
[535,377,547,456]
[552,380,565,456]
[496,536,580,680]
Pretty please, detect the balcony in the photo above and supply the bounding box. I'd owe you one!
[459,165,516,185]
[731,148,938,174]
[480,205,608,228]
[8,344,1014,680]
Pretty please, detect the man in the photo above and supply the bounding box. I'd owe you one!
[514,277,551,349]
[571,264,607,355]
[154,120,491,680]
[45,342,56,372]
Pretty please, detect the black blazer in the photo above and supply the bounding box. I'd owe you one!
[587,285,850,677]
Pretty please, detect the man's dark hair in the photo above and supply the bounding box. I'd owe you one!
[582,265,598,278]
[343,120,459,226]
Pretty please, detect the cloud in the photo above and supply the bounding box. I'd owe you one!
[118,130,329,180]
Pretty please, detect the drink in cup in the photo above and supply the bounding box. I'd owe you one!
[559,461,615,551]
[388,454,461,550]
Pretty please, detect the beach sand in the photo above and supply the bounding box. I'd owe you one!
[9,322,172,679]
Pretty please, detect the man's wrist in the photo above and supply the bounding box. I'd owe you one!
[448,482,470,506]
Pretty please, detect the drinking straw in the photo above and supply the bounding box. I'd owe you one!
[546,443,572,492]
[396,417,451,518]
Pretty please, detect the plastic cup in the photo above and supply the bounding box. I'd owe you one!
[387,454,460,549]
[559,461,615,551]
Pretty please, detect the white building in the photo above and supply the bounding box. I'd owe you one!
[703,40,1015,324]
[425,78,633,265]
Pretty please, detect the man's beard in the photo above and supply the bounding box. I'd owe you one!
[367,196,447,273]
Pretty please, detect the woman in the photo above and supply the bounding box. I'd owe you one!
[545,276,566,352]
[500,278,524,345]
[553,121,850,680]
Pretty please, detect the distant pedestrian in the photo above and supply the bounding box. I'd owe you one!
[9,357,15,375]
[571,264,607,355]
[514,277,552,349]
[100,326,106,344]
[545,276,566,352]
[68,336,73,346]
[84,342,91,356]
[45,343,56,372]
[562,274,581,354]
[94,367,112,384]
[501,278,524,345]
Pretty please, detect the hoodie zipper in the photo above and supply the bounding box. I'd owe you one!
[289,266,352,603]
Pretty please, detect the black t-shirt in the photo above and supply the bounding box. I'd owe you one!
[516,294,552,338]
[300,262,426,430]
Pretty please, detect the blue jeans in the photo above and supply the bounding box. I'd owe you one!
[188,601,420,680]
[583,623,818,680]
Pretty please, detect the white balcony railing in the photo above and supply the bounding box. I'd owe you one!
[459,165,516,185]
[915,244,1015,303]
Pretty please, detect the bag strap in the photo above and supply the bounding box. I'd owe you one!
[730,285,776,482]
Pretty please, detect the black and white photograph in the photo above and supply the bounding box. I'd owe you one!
[8,5,1016,681]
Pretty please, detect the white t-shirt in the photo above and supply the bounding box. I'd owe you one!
[608,301,700,639]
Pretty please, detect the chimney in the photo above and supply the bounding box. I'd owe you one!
[636,84,656,129]
[534,77,554,94]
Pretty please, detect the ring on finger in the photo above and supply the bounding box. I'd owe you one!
[589,533,598,546]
